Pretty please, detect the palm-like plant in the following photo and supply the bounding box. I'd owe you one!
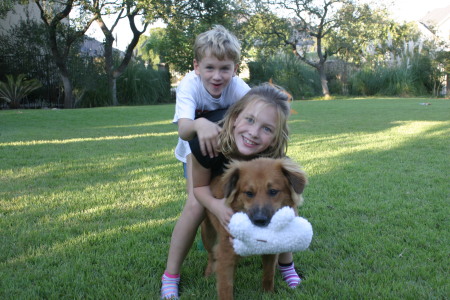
[0,74,42,108]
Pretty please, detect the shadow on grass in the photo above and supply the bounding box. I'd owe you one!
[1,109,188,298]
[288,113,449,298]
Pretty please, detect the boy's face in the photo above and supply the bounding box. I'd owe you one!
[194,52,238,99]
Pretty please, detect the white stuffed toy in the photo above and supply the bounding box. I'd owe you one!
[228,206,313,256]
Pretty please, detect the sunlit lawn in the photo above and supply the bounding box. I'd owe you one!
[1,98,449,299]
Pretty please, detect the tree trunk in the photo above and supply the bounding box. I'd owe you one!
[60,73,73,108]
[95,4,150,106]
[103,32,116,105]
[446,73,449,97]
[318,64,330,98]
[51,48,74,108]
[112,77,118,106]
[35,0,96,109]
[96,14,123,106]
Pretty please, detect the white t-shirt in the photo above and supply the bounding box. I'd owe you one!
[173,70,250,163]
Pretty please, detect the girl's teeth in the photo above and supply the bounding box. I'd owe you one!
[243,137,255,145]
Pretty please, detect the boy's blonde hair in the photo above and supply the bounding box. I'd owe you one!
[194,25,241,64]
[219,83,291,159]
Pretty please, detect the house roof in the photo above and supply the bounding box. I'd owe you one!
[419,4,450,27]
[80,36,124,57]
[80,37,105,56]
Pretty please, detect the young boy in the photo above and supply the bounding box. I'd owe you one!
[161,25,250,299]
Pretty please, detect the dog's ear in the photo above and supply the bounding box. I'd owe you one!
[222,163,240,198]
[280,158,308,205]
[221,160,242,209]
[280,158,307,194]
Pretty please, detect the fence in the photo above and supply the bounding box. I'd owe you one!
[0,54,63,108]
[0,54,103,109]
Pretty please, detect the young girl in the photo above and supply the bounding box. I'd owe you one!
[161,84,302,299]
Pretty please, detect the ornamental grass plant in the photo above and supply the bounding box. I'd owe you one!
[1,98,448,299]
[0,74,42,108]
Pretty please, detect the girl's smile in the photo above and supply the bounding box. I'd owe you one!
[242,136,257,146]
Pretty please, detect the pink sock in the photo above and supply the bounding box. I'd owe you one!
[278,262,301,288]
[161,271,180,299]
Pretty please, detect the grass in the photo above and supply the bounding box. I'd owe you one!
[1,98,449,299]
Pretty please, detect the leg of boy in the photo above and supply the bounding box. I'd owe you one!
[161,155,205,299]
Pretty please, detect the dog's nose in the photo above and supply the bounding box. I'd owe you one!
[251,211,270,227]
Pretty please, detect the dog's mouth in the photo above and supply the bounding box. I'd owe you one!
[248,206,274,227]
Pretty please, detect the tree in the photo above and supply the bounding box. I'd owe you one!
[0,0,18,18]
[253,0,418,97]
[137,27,169,66]
[328,3,422,67]
[91,0,150,106]
[141,0,241,73]
[238,11,291,60]
[34,0,97,108]
[256,0,351,98]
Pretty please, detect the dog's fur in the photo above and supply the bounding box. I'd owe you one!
[201,157,307,300]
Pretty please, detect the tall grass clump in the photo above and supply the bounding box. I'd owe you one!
[248,53,321,98]
[117,61,172,105]
[74,61,172,108]
[349,35,438,97]
[349,55,434,96]
[73,77,111,108]
[71,56,110,108]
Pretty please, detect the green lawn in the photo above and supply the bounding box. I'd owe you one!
[1,98,449,299]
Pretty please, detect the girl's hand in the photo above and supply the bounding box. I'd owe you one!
[195,118,221,158]
[211,198,234,232]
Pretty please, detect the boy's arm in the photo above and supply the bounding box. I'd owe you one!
[191,155,233,229]
[178,118,221,158]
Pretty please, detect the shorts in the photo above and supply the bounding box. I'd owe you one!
[183,162,187,178]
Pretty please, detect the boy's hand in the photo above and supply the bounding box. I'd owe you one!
[195,118,222,158]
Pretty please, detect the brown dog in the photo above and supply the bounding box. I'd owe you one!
[201,157,308,300]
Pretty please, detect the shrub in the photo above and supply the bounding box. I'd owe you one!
[328,78,344,95]
[248,53,321,98]
[349,54,434,96]
[0,74,42,108]
[117,62,172,105]
[71,56,110,108]
[73,60,172,108]
[73,75,110,108]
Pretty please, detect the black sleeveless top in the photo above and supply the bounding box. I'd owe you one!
[189,109,229,179]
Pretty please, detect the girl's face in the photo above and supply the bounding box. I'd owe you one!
[233,101,277,157]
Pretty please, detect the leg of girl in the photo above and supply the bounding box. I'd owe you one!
[278,252,301,288]
[161,155,205,299]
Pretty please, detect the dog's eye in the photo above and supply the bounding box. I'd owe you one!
[244,191,254,198]
[268,189,279,196]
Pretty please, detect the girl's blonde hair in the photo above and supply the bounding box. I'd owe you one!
[194,25,241,64]
[219,83,291,159]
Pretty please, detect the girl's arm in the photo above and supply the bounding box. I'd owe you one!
[178,118,221,158]
[191,155,234,229]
